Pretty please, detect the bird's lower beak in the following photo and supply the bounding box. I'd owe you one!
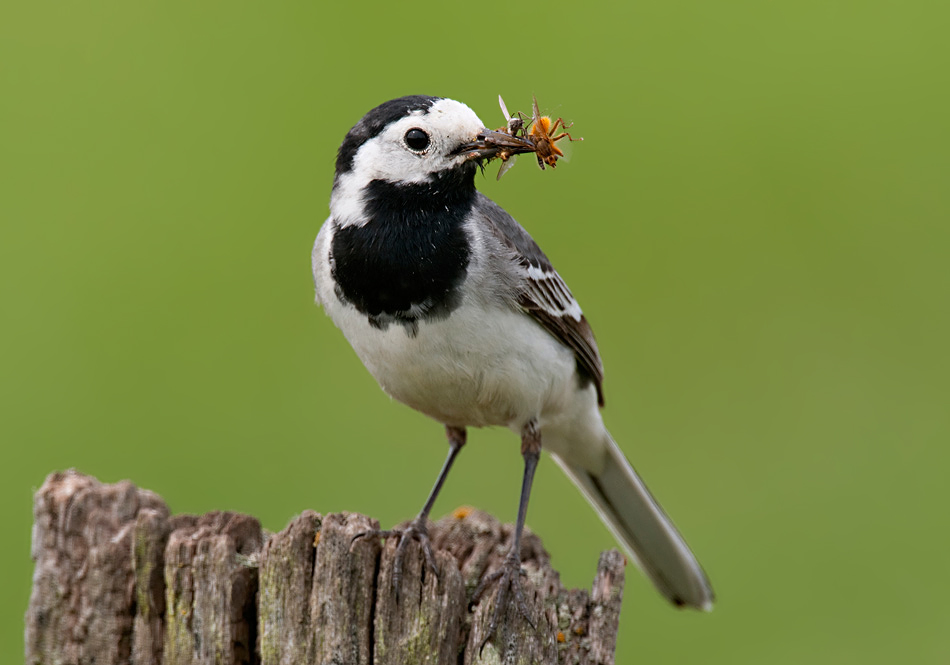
[455,129,536,160]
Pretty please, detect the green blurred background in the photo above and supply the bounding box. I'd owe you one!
[2,1,948,662]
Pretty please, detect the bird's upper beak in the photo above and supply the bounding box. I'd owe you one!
[454,129,536,161]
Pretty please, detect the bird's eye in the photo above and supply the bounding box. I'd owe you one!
[404,128,430,152]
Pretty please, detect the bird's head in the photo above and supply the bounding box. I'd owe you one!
[329,95,536,227]
[333,96,531,186]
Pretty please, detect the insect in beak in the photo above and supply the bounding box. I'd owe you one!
[456,95,582,178]
[455,129,537,161]
[526,95,582,170]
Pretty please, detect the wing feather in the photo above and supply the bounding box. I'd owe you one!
[475,194,605,405]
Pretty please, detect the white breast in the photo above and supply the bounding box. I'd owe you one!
[312,217,606,467]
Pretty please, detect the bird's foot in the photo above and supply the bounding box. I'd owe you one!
[354,516,439,593]
[472,551,536,650]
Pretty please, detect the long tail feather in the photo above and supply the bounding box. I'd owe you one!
[552,432,714,610]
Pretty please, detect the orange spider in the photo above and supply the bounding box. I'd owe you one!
[527,95,582,170]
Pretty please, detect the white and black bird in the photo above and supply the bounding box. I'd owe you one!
[312,95,714,617]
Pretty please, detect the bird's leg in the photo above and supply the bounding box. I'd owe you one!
[473,419,541,647]
[360,425,466,592]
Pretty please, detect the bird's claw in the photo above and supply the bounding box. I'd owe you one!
[359,517,440,595]
[473,553,536,651]
[385,518,440,589]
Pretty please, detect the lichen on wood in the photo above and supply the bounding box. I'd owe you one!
[27,470,626,665]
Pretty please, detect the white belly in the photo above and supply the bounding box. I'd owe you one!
[312,219,606,468]
[327,293,579,429]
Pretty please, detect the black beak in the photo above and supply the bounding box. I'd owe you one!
[455,129,536,161]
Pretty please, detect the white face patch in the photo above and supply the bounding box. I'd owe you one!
[345,99,487,187]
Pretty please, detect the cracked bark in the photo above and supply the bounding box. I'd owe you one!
[27,470,625,665]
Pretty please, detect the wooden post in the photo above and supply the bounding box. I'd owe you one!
[26,470,625,665]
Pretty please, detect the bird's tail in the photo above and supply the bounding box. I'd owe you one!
[551,432,714,610]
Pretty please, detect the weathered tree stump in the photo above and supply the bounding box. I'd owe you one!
[26,470,625,665]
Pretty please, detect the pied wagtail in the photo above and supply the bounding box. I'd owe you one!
[312,96,714,619]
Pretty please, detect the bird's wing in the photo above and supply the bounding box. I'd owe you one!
[475,194,605,405]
